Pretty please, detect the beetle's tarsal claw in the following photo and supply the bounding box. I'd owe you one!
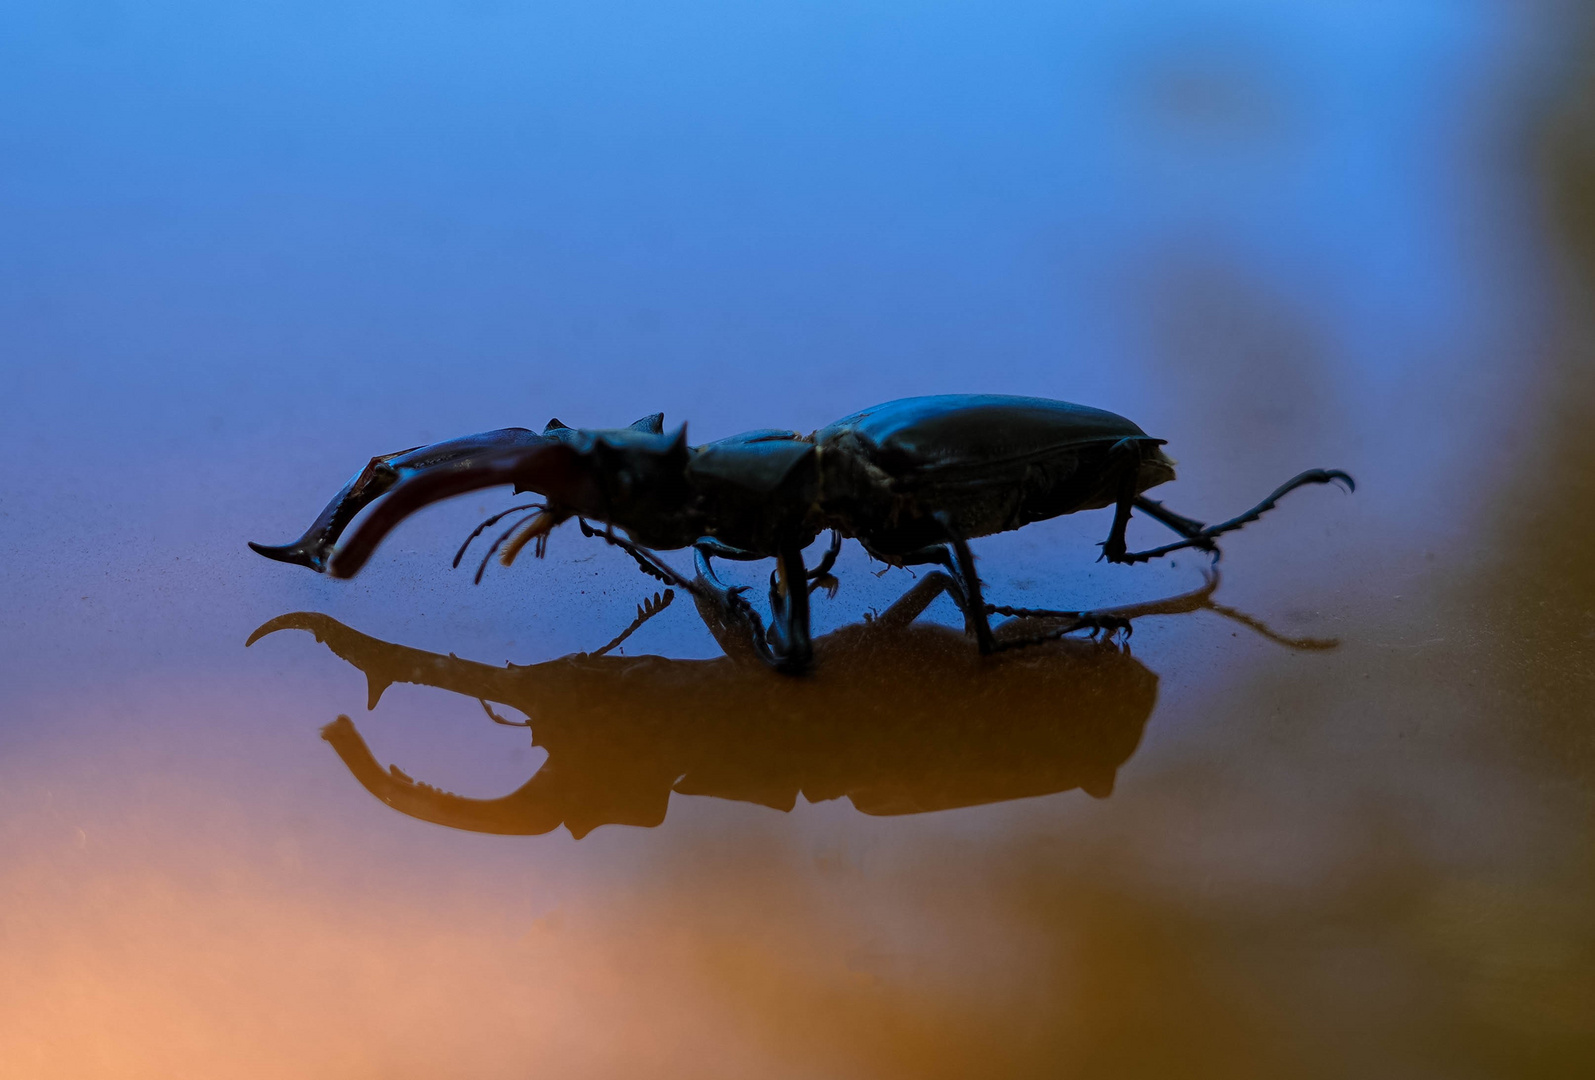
[1083,614,1132,641]
[248,540,328,573]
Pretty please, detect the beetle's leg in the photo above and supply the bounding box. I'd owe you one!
[250,427,546,573]
[696,531,842,593]
[576,520,704,596]
[686,540,820,672]
[1114,469,1355,565]
[911,515,1002,655]
[691,549,777,665]
[763,539,814,672]
[806,530,843,597]
[693,537,766,561]
[1132,496,1214,550]
[859,537,987,636]
[876,534,1126,652]
[572,521,817,669]
[588,590,675,657]
[1095,441,1148,566]
[941,536,998,655]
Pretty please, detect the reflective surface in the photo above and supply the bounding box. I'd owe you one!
[3,2,1593,1076]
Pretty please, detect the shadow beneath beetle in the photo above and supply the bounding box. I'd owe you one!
[248,575,1331,839]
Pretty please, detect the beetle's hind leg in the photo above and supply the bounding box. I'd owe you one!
[867,519,999,654]
[249,427,547,573]
[1103,469,1355,566]
[871,528,1130,653]
[1131,497,1214,551]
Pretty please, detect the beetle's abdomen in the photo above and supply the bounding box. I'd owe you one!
[814,395,1174,554]
[816,395,1149,472]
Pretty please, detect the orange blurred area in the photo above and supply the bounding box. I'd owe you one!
[4,1,1595,1076]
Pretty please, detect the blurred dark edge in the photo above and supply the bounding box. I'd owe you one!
[1487,8,1595,776]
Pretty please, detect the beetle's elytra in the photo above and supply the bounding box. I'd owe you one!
[250,394,1353,672]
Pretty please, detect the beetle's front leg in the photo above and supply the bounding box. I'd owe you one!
[687,540,816,672]
[691,549,776,665]
[764,539,814,672]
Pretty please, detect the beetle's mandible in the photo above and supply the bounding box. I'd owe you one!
[250,395,1353,672]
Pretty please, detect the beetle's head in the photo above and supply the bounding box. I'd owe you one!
[325,413,697,579]
[538,414,697,544]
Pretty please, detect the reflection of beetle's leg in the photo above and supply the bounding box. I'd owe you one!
[983,574,1232,650]
[1115,469,1355,565]
[920,515,999,655]
[989,571,1339,653]
[860,537,984,639]
[690,535,835,671]
[873,571,961,630]
[250,427,546,573]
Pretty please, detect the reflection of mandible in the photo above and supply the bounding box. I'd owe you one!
[249,573,1332,839]
[250,395,1353,672]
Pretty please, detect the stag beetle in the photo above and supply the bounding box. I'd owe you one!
[250,395,1353,672]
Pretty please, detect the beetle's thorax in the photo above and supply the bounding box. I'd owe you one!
[683,429,823,555]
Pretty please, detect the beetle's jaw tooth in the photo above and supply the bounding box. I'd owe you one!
[248,539,328,573]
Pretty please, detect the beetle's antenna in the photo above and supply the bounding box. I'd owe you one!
[453,503,545,569]
[475,511,544,584]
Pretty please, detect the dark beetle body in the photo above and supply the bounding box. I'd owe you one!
[251,394,1348,672]
[540,395,1174,557]
[810,395,1174,556]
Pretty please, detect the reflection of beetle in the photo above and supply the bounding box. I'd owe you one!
[250,395,1352,672]
[247,575,1332,837]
